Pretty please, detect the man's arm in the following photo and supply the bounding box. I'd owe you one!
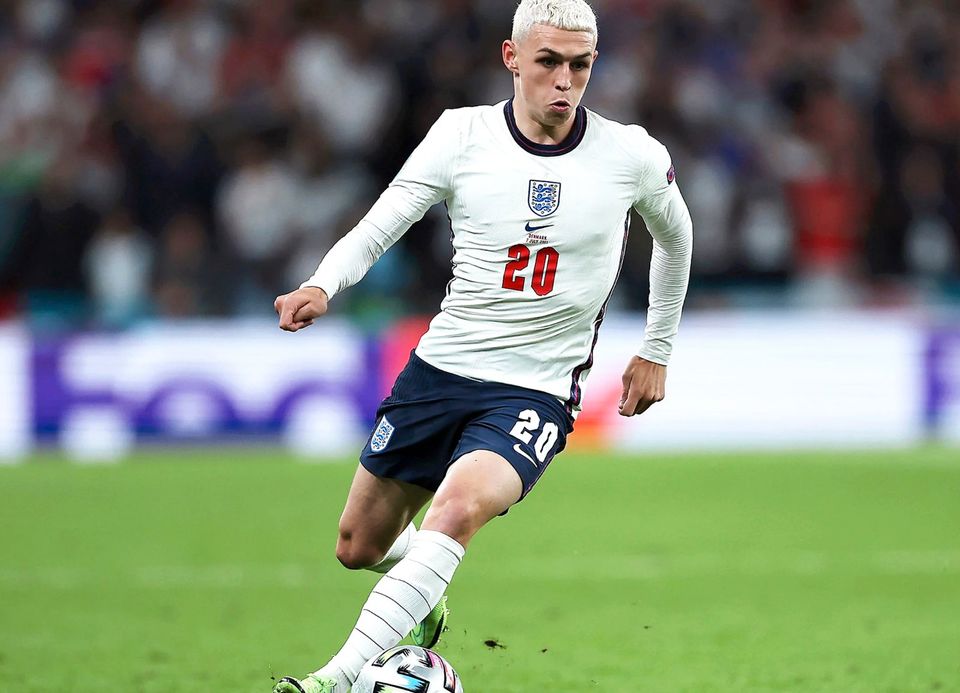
[275,111,460,330]
[621,143,693,417]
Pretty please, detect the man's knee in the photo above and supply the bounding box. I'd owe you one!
[335,530,387,571]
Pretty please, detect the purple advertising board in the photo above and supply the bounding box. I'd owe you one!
[28,322,381,454]
[924,328,960,436]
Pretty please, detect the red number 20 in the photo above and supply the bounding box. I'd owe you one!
[502,245,560,296]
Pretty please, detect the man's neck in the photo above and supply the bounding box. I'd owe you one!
[511,97,575,145]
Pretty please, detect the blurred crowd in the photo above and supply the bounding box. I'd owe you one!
[0,0,958,330]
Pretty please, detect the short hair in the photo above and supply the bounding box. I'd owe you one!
[511,0,598,45]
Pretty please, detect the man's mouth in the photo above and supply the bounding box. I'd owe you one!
[549,100,572,113]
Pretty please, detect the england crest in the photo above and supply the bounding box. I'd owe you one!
[370,416,395,452]
[528,180,561,217]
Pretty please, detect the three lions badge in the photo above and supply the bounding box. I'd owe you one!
[528,180,561,217]
[370,416,395,452]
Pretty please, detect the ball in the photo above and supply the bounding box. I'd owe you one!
[353,645,464,693]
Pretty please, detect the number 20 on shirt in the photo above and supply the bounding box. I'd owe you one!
[502,245,560,296]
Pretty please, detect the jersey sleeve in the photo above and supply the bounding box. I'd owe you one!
[301,110,460,298]
[631,137,693,365]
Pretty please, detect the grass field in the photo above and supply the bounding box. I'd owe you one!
[1,448,959,692]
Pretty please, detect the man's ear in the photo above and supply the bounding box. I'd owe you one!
[502,40,520,75]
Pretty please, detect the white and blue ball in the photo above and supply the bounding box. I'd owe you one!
[353,646,464,693]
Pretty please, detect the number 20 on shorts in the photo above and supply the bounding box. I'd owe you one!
[502,245,560,296]
[510,409,559,463]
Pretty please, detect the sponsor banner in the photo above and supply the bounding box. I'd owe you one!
[578,312,926,450]
[0,324,31,461]
[925,328,960,441]
[32,320,378,457]
[10,312,956,457]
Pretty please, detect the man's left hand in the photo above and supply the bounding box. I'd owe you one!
[619,356,666,417]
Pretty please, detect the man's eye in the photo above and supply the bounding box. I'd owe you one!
[540,59,556,67]
[573,62,589,70]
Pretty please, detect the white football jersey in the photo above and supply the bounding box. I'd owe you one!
[304,100,692,415]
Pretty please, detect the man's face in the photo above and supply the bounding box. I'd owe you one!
[504,24,598,128]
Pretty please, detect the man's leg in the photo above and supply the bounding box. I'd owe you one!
[340,465,437,638]
[274,465,434,693]
[302,451,522,691]
[334,464,433,571]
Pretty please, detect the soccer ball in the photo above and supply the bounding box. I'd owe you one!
[353,645,464,693]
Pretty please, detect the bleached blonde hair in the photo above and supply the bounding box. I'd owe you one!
[512,0,598,44]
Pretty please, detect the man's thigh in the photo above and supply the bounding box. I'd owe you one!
[421,449,523,547]
[339,464,433,551]
[454,394,572,501]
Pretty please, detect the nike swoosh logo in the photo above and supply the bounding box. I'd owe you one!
[513,443,538,467]
[525,222,554,233]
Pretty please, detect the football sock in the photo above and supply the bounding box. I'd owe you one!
[367,522,417,574]
[314,530,465,687]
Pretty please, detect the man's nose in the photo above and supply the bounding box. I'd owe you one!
[556,66,572,91]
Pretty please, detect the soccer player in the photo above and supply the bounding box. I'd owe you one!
[272,0,692,690]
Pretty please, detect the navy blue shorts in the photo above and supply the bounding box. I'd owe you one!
[360,352,574,500]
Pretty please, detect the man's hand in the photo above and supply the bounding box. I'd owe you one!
[275,287,329,332]
[619,356,666,417]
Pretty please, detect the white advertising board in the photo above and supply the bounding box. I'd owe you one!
[0,324,31,461]
[578,311,926,450]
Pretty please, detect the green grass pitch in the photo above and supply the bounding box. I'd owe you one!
[1,447,958,692]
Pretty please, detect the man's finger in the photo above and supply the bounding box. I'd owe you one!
[279,306,299,331]
[633,398,655,416]
[291,302,316,324]
[619,388,642,417]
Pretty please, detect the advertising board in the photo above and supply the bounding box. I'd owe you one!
[31,320,376,458]
[0,325,30,462]
[4,312,956,459]
[578,312,926,450]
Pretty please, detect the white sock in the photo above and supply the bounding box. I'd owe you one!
[314,530,465,688]
[367,522,417,574]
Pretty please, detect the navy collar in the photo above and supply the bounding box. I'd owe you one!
[504,98,587,157]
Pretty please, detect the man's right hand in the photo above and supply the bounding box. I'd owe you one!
[275,287,329,332]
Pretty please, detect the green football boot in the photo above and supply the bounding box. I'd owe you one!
[411,595,449,648]
[273,673,340,693]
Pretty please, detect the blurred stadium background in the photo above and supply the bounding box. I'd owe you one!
[1,2,959,691]
[1,0,959,459]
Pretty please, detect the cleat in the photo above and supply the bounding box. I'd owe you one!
[412,595,449,649]
[273,674,340,693]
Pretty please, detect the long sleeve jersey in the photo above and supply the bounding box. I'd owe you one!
[303,100,693,415]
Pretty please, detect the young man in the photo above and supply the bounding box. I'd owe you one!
[272,1,692,690]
